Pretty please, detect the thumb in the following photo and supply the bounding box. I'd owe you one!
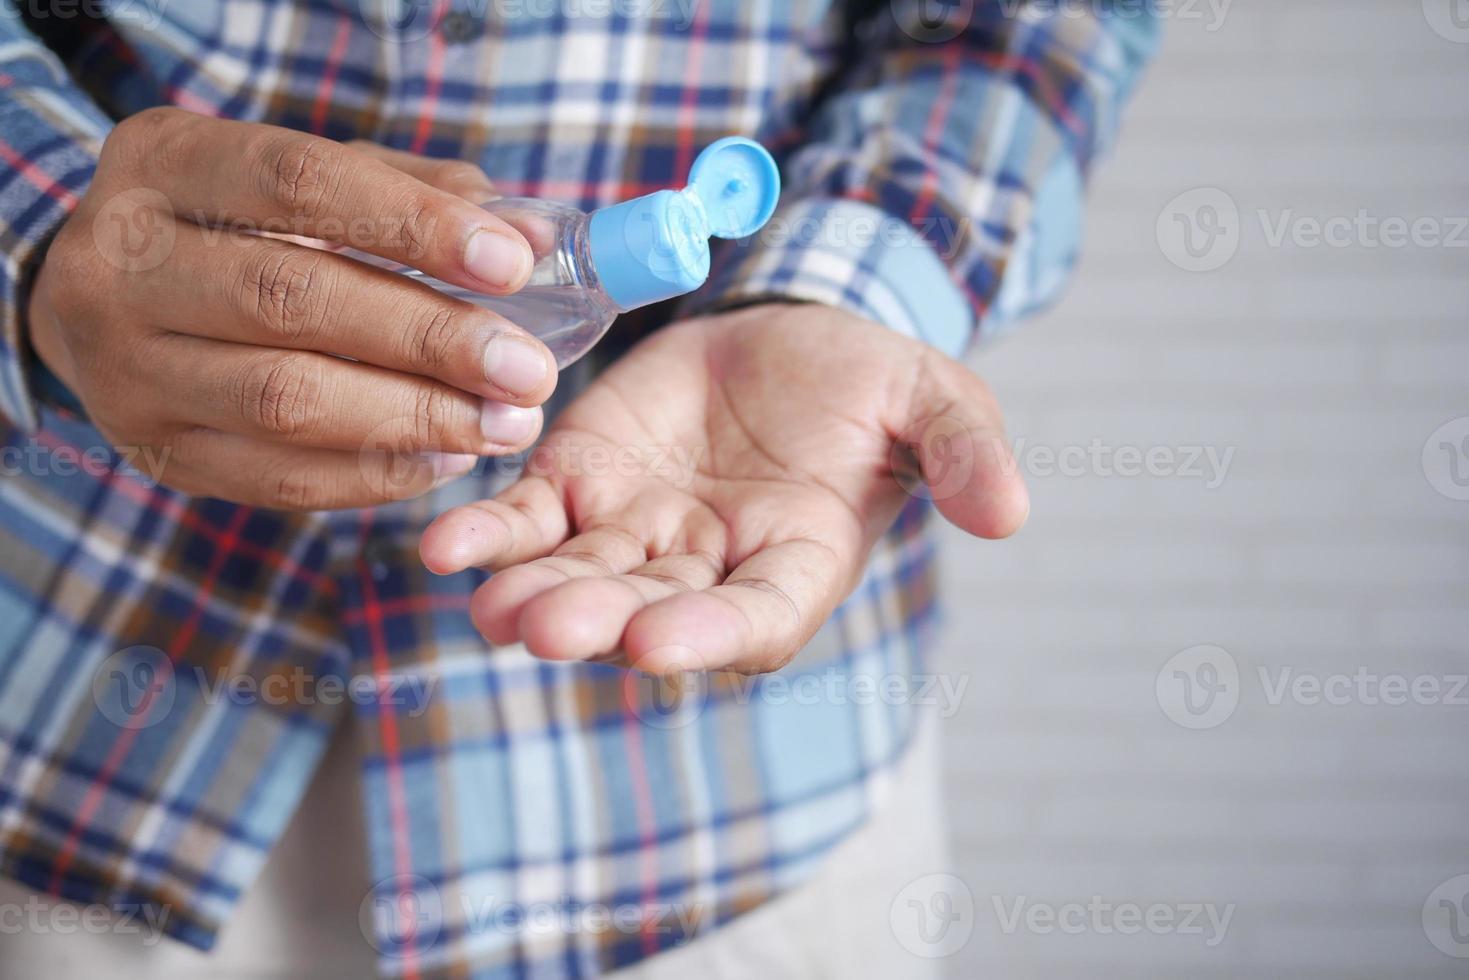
[890,351,1030,540]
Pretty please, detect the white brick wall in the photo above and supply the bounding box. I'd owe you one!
[933,2,1469,977]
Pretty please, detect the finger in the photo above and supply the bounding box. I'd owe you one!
[283,144,565,269]
[419,475,570,574]
[345,141,497,202]
[513,553,725,661]
[474,201,559,265]
[469,526,651,645]
[144,226,555,404]
[166,430,478,511]
[339,142,560,259]
[115,109,532,293]
[158,334,543,455]
[622,539,847,675]
[893,350,1031,540]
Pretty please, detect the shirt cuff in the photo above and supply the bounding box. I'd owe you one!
[685,197,976,360]
[0,135,99,432]
[0,64,109,432]
[987,150,1086,335]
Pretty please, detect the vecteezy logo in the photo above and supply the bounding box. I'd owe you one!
[1423,0,1469,42]
[360,874,444,958]
[1156,188,1241,273]
[890,416,978,503]
[92,645,176,730]
[357,418,474,502]
[1156,644,1240,730]
[622,659,710,730]
[92,188,176,273]
[891,873,975,958]
[1422,418,1469,502]
[358,0,440,43]
[898,0,975,43]
[1423,874,1469,958]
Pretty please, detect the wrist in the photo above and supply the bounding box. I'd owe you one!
[23,252,84,415]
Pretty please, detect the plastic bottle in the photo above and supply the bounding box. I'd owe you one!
[367,137,780,368]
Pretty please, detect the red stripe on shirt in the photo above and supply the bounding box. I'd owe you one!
[673,2,713,182]
[909,44,963,226]
[357,509,424,980]
[47,505,253,894]
[0,138,81,210]
[410,3,451,156]
[311,18,355,136]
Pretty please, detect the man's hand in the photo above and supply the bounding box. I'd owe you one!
[26,108,558,509]
[420,303,1028,675]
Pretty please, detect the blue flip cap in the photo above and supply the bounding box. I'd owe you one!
[588,137,781,311]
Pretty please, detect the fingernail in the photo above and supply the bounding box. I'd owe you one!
[480,402,539,447]
[464,230,530,289]
[482,331,549,396]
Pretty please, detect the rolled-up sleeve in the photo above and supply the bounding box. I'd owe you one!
[0,12,112,432]
[692,1,1160,358]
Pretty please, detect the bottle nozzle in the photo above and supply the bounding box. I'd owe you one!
[587,137,780,311]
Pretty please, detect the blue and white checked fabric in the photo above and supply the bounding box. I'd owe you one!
[0,1,1157,976]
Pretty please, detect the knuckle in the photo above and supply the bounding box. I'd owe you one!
[258,134,345,219]
[238,353,321,439]
[393,197,438,260]
[120,105,187,134]
[243,247,328,343]
[403,304,467,374]
[268,467,324,512]
[108,108,198,180]
[108,107,184,155]
[407,384,455,447]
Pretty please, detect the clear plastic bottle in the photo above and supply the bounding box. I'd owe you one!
[404,197,617,367]
[366,138,780,369]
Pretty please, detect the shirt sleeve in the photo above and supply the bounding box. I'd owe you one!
[687,1,1160,359]
[0,14,112,433]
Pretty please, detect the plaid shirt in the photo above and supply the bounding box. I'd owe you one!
[0,1,1156,976]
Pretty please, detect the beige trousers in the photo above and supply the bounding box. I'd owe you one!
[0,712,948,979]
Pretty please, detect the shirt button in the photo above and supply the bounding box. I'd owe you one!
[440,12,484,44]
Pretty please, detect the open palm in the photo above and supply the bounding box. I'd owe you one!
[419,303,1028,674]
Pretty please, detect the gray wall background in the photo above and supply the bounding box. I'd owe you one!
[933,2,1469,977]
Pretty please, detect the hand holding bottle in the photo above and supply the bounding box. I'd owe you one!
[374,137,781,368]
[26,109,558,509]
